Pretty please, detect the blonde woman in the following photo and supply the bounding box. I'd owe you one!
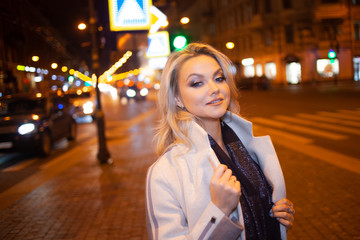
[146,43,294,240]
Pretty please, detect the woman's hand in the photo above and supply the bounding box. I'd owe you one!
[270,198,295,229]
[210,164,241,216]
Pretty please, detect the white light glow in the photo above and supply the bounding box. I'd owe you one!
[244,66,255,78]
[265,62,277,79]
[256,64,263,77]
[286,62,301,84]
[140,88,149,96]
[18,123,35,135]
[241,58,254,66]
[126,89,136,98]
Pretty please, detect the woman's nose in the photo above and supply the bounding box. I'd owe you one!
[208,80,220,95]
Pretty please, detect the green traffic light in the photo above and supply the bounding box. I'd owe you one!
[328,49,336,59]
[68,75,74,83]
[173,35,187,50]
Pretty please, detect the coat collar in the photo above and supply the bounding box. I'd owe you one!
[188,111,254,152]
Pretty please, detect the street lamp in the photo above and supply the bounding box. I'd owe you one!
[226,42,235,49]
[51,63,58,69]
[180,17,190,25]
[78,23,87,30]
[32,56,39,62]
[89,0,111,165]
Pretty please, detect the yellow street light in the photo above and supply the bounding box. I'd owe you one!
[226,42,235,49]
[32,56,39,62]
[61,66,68,72]
[78,23,87,30]
[51,63,58,69]
[161,20,169,27]
[180,17,190,25]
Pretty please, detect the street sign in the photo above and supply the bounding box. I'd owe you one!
[108,0,153,31]
[146,31,170,58]
[149,6,167,34]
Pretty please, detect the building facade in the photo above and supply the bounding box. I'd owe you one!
[178,0,360,85]
[0,0,76,95]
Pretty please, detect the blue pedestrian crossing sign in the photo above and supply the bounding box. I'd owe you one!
[108,0,152,31]
[146,31,170,58]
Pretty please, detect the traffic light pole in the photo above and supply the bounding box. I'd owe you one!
[89,0,111,165]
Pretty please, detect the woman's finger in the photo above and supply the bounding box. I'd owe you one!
[219,168,233,182]
[275,199,294,208]
[278,218,293,229]
[272,204,295,216]
[211,164,228,180]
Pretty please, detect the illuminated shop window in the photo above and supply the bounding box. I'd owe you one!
[353,57,360,81]
[256,64,263,77]
[316,59,339,78]
[286,62,301,84]
[265,62,276,79]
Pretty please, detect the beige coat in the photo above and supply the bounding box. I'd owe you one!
[146,112,287,239]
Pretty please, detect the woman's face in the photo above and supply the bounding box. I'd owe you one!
[176,55,230,125]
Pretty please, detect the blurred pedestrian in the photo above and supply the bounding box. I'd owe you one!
[146,43,294,239]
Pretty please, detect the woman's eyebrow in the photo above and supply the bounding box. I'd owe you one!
[213,68,223,77]
[186,73,204,82]
[185,68,223,82]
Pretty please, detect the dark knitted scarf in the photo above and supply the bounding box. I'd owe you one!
[208,122,281,240]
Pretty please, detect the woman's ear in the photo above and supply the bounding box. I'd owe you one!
[175,97,184,108]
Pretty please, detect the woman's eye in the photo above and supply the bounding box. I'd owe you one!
[215,76,226,82]
[190,81,202,87]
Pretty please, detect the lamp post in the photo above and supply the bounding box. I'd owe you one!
[89,0,111,164]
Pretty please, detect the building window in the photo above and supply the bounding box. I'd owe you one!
[264,29,273,46]
[253,0,259,14]
[265,62,277,79]
[283,0,292,9]
[265,0,272,13]
[236,7,243,26]
[317,59,339,78]
[248,35,253,50]
[285,25,294,43]
[241,5,246,25]
[209,23,215,36]
[246,5,252,22]
[228,14,235,30]
[355,22,360,40]
[256,64,263,77]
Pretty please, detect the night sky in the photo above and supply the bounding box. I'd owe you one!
[26,0,174,70]
[28,0,114,67]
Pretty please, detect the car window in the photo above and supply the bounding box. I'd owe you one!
[0,98,47,116]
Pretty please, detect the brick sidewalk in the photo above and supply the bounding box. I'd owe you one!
[0,112,359,239]
[0,112,158,240]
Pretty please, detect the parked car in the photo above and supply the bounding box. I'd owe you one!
[0,93,77,157]
[67,89,96,122]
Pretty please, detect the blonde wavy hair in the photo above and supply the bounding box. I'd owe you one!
[155,43,240,156]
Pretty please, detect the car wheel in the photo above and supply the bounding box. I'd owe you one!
[39,131,52,157]
[67,120,77,141]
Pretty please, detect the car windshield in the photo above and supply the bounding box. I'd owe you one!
[0,98,47,116]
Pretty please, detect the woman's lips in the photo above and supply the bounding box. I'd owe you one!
[207,98,223,105]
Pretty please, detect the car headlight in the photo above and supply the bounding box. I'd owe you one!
[140,88,149,96]
[126,89,136,98]
[83,101,94,114]
[18,123,36,135]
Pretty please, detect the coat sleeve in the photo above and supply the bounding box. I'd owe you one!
[145,163,243,240]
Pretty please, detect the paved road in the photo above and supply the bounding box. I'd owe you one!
[0,84,359,239]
